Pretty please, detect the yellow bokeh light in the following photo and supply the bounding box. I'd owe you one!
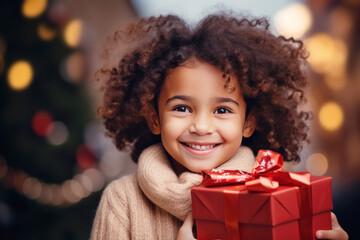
[7,60,34,91]
[22,0,48,19]
[274,3,312,39]
[319,102,344,131]
[306,153,328,176]
[63,19,83,48]
[38,23,56,41]
[305,34,348,75]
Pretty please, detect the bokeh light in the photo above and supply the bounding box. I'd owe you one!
[7,60,34,91]
[74,174,92,197]
[61,180,81,203]
[69,179,86,198]
[23,177,42,199]
[99,150,127,179]
[306,153,329,176]
[274,3,312,39]
[37,23,56,41]
[63,51,85,83]
[32,111,53,137]
[319,102,344,131]
[46,121,69,145]
[83,168,105,192]
[76,144,97,169]
[63,19,83,47]
[84,121,109,153]
[22,0,48,19]
[305,34,348,78]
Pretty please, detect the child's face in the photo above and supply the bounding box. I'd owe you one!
[150,59,255,173]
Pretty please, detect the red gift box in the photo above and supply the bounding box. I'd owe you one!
[191,150,333,240]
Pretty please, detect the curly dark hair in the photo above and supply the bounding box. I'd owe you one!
[97,13,309,163]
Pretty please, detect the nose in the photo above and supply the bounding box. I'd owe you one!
[189,111,214,135]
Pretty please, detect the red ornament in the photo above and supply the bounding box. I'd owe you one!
[32,111,53,136]
[76,144,97,169]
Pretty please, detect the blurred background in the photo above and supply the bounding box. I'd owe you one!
[0,0,359,239]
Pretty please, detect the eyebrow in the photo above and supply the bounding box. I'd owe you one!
[166,95,192,104]
[166,95,239,106]
[215,97,240,106]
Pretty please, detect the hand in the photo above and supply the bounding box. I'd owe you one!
[316,212,348,240]
[177,213,196,240]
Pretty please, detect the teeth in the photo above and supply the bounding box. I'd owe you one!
[185,143,216,151]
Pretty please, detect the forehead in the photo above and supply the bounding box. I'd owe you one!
[161,60,241,97]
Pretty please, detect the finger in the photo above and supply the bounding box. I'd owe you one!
[330,212,343,231]
[184,213,193,226]
[183,212,194,228]
[331,212,339,228]
[316,230,348,240]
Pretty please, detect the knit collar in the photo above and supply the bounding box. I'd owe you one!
[137,144,255,221]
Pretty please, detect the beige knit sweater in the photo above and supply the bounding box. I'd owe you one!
[90,144,255,240]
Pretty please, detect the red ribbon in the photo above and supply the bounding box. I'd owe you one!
[201,149,313,240]
[202,149,310,189]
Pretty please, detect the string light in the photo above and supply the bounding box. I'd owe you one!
[0,159,108,206]
[7,60,34,91]
[274,3,312,39]
[319,102,344,131]
[63,19,83,48]
[22,0,48,19]
[306,153,329,176]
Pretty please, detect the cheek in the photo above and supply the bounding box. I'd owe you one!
[219,119,244,141]
[160,115,186,140]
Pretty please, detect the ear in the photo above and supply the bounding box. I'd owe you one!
[146,111,161,135]
[243,111,256,138]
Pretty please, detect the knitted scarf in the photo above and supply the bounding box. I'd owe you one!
[137,144,255,221]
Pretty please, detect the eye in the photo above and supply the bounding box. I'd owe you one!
[214,107,232,114]
[173,105,191,113]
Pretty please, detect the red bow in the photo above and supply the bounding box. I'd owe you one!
[202,149,310,191]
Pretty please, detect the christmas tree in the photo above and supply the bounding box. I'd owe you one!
[0,0,133,239]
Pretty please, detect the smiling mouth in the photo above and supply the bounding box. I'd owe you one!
[181,142,220,151]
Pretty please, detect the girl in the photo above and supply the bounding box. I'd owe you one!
[91,13,348,240]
